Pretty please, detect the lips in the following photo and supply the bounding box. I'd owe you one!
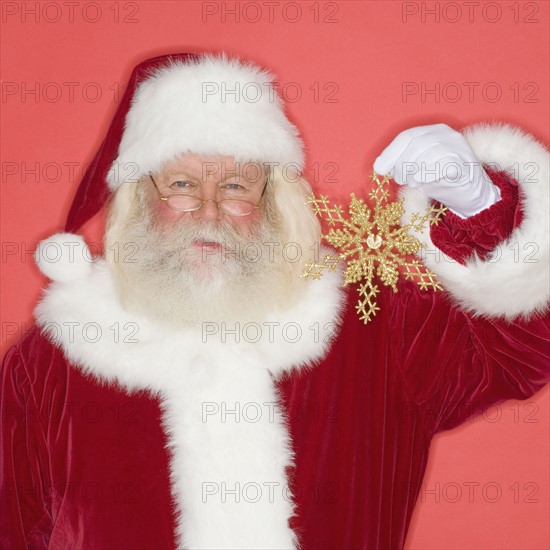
[193,241,222,253]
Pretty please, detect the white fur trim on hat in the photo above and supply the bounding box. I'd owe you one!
[401,123,549,320]
[107,54,305,189]
[35,233,93,282]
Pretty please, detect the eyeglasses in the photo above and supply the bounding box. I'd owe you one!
[149,175,267,217]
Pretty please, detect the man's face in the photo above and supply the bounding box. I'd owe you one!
[112,153,289,328]
[145,153,268,243]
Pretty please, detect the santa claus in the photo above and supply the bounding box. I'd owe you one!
[1,53,549,549]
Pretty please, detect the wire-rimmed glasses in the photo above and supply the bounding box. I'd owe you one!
[149,175,266,217]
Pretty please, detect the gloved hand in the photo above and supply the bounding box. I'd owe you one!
[373,123,501,218]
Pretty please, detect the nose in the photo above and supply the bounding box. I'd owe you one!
[191,199,224,222]
[190,184,224,221]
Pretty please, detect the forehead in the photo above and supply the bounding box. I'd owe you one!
[161,153,265,178]
[162,153,234,174]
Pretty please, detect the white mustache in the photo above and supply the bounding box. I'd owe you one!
[153,220,260,253]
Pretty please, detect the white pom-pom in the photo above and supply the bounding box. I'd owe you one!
[35,233,93,282]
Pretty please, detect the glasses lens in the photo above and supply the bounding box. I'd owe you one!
[219,200,255,216]
[167,196,201,211]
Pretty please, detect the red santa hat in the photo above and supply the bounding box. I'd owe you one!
[65,52,304,232]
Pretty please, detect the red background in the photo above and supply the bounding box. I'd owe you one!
[1,1,548,548]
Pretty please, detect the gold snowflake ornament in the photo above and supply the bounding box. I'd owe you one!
[301,172,447,324]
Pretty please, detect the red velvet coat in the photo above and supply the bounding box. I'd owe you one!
[2,144,550,547]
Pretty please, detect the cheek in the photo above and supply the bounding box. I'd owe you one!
[230,210,262,234]
[150,200,189,225]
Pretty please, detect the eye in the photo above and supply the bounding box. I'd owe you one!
[223,182,245,191]
[171,180,196,191]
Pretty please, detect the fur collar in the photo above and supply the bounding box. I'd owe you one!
[35,245,346,549]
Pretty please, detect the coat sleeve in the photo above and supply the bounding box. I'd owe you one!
[395,123,550,435]
[394,283,549,435]
[1,337,53,549]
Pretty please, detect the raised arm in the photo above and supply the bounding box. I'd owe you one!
[385,123,549,433]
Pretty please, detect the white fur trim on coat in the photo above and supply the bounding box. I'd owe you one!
[107,54,305,189]
[401,123,549,319]
[34,235,345,549]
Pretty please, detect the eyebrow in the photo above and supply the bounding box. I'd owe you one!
[163,171,260,184]
[164,171,200,180]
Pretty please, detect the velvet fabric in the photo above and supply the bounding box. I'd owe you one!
[2,172,549,549]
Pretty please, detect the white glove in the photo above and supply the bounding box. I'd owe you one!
[373,124,501,218]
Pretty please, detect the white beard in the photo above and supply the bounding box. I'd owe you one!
[112,201,294,329]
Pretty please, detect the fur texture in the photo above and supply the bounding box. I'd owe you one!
[401,123,549,319]
[107,54,304,189]
[34,240,345,549]
[35,233,92,282]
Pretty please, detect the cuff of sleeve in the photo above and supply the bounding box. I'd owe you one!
[430,168,522,265]
[399,122,549,319]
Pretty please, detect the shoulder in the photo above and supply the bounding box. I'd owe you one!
[2,326,70,403]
